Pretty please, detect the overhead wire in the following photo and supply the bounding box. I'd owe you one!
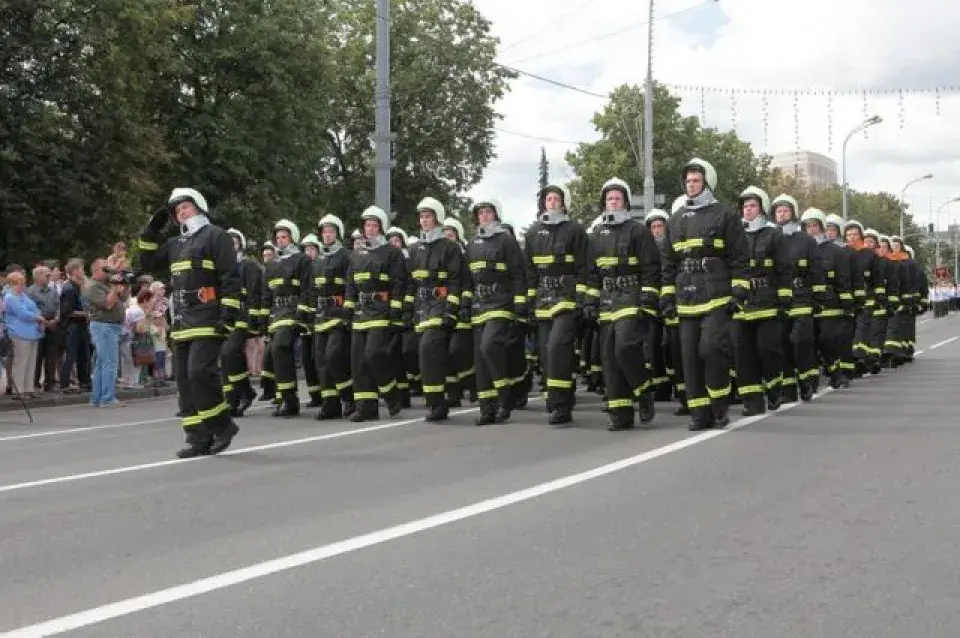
[497,0,601,54]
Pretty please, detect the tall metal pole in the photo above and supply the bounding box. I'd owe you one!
[374,0,392,215]
[841,115,882,221]
[642,0,655,214]
[898,174,933,238]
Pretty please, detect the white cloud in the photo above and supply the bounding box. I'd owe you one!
[468,0,960,233]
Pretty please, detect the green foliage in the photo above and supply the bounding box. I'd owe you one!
[538,146,549,192]
[564,83,770,221]
[0,0,510,265]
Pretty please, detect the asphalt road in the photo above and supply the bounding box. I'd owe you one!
[1,315,958,637]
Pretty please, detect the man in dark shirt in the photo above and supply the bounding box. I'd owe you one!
[59,258,91,392]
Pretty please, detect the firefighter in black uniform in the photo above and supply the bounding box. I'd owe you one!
[524,182,590,426]
[258,241,278,401]
[299,233,324,407]
[879,234,907,366]
[387,226,414,407]
[642,208,671,403]
[863,228,892,374]
[441,217,475,405]
[222,228,263,417]
[345,206,408,421]
[771,194,825,401]
[661,158,749,431]
[310,214,354,419]
[843,220,877,376]
[464,197,527,424]
[585,178,660,430]
[263,219,313,417]
[732,186,791,416]
[499,221,530,409]
[407,197,464,422]
[825,214,859,384]
[801,208,853,388]
[139,188,240,458]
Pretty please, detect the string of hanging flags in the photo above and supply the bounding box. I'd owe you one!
[663,83,960,152]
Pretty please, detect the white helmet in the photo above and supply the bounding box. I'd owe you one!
[273,218,301,245]
[443,217,465,241]
[905,244,915,258]
[670,195,687,215]
[351,229,362,240]
[771,194,800,219]
[167,187,209,214]
[825,213,844,230]
[844,219,864,234]
[416,197,446,223]
[538,183,572,212]
[471,196,503,221]
[406,235,420,248]
[318,214,345,240]
[262,241,276,251]
[864,228,881,242]
[301,233,320,248]
[360,206,389,234]
[226,228,246,251]
[386,226,408,243]
[738,186,771,215]
[600,178,632,209]
[800,207,827,228]
[644,209,669,225]
[681,158,718,191]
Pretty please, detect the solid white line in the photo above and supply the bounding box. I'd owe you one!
[0,388,827,637]
[0,408,479,495]
[928,336,958,350]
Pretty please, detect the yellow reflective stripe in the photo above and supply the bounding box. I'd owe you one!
[585,287,601,297]
[575,283,587,293]
[412,269,449,278]
[222,297,241,309]
[227,372,248,383]
[422,384,445,393]
[534,301,577,319]
[838,292,853,300]
[811,285,828,293]
[777,288,793,297]
[171,327,219,340]
[731,278,750,289]
[472,310,515,324]
[788,306,813,317]
[598,306,638,322]
[467,261,505,272]
[641,286,659,296]
[138,239,158,251]
[797,258,808,267]
[170,259,215,273]
[267,319,297,332]
[661,285,676,295]
[546,378,573,389]
[389,300,403,309]
[414,317,444,332]
[707,385,731,399]
[343,300,356,309]
[352,319,391,330]
[354,391,379,400]
[734,308,778,320]
[513,295,526,304]
[677,296,729,316]
[314,318,344,332]
[672,238,725,251]
[446,295,459,306]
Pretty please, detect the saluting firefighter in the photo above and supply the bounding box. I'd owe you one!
[262,219,313,417]
[825,214,859,384]
[298,234,324,407]
[731,187,791,417]
[441,217,476,406]
[801,209,853,389]
[642,208,672,403]
[464,197,527,425]
[843,220,878,376]
[661,159,749,431]
[585,178,660,430]
[771,194,826,401]
[407,197,464,422]
[524,183,590,427]
[345,206,408,421]
[139,188,240,458]
[310,214,355,419]
[222,228,264,417]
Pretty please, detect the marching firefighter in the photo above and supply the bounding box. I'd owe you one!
[585,178,660,430]
[825,214,859,384]
[298,234,323,407]
[580,214,605,395]
[139,188,240,458]
[221,228,263,417]
[524,183,590,427]
[262,242,277,263]
[863,228,892,374]
[464,197,527,425]
[441,217,475,405]
[731,186,790,416]
[663,195,690,415]
[844,220,879,376]
[905,244,928,357]
[345,206,408,421]
[884,235,914,366]
[661,158,748,430]
[407,197,464,422]
[500,221,531,409]
[386,226,414,406]
[643,208,672,403]
[801,208,853,388]
[258,241,278,401]
[876,234,902,367]
[263,219,313,417]
[771,194,825,401]
[310,214,354,419]
[351,229,364,251]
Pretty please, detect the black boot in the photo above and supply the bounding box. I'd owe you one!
[305,393,323,408]
[607,407,634,431]
[712,402,730,428]
[425,401,449,422]
[741,397,765,417]
[474,410,496,426]
[548,407,572,428]
[315,398,342,421]
[341,400,357,418]
[766,389,782,411]
[176,429,213,459]
[688,407,713,431]
[638,393,655,425]
[209,419,240,455]
[350,400,377,422]
[272,392,300,418]
[799,381,814,402]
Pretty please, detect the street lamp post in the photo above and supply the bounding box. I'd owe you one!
[841,115,882,221]
[934,195,960,266]
[642,0,655,214]
[899,173,933,238]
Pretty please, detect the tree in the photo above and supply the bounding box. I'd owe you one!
[538,146,549,192]
[564,83,771,221]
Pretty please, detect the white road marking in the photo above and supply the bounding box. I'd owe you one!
[0,409,480,495]
[0,388,829,637]
[928,336,958,350]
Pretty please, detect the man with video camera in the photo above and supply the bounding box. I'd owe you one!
[84,259,131,408]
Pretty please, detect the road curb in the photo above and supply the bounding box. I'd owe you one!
[0,385,177,412]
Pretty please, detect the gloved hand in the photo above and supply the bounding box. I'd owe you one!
[389,307,404,327]
[145,205,169,234]
[777,296,792,320]
[458,303,471,325]
[582,305,598,323]
[660,295,677,320]
[725,298,743,316]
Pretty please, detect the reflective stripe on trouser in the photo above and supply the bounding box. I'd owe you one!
[665,324,685,401]
[270,326,299,394]
[260,346,276,396]
[220,328,249,401]
[883,311,910,356]
[852,312,875,360]
[537,311,579,409]
[505,321,528,390]
[644,319,670,393]
[314,326,351,403]
[473,318,512,411]
[175,339,230,440]
[447,329,474,400]
[402,331,420,387]
[679,309,733,412]
[869,316,888,362]
[390,329,407,391]
[350,327,398,409]
[418,327,450,407]
[300,334,321,397]
[601,317,652,420]
[816,316,846,373]
[781,315,817,388]
[839,315,857,372]
[732,318,783,404]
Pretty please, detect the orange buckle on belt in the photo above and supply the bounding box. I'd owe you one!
[435,286,448,298]
[334,295,344,306]
[197,287,217,303]
[374,291,389,302]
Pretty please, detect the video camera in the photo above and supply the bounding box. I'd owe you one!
[104,266,136,286]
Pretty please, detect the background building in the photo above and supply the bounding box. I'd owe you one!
[769,150,839,189]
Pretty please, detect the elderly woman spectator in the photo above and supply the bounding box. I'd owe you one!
[2,271,45,398]
[120,289,158,388]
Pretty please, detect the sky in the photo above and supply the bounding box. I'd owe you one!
[467,0,960,236]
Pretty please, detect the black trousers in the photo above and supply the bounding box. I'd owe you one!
[34,330,60,389]
[816,315,846,374]
[313,326,351,406]
[601,317,651,423]
[664,321,684,403]
[300,333,321,399]
[270,326,298,396]
[351,327,397,413]
[473,318,511,412]
[732,318,782,406]
[679,309,732,415]
[175,338,231,443]
[781,313,817,390]
[537,311,578,410]
[447,327,473,400]
[419,326,450,407]
[220,328,250,402]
